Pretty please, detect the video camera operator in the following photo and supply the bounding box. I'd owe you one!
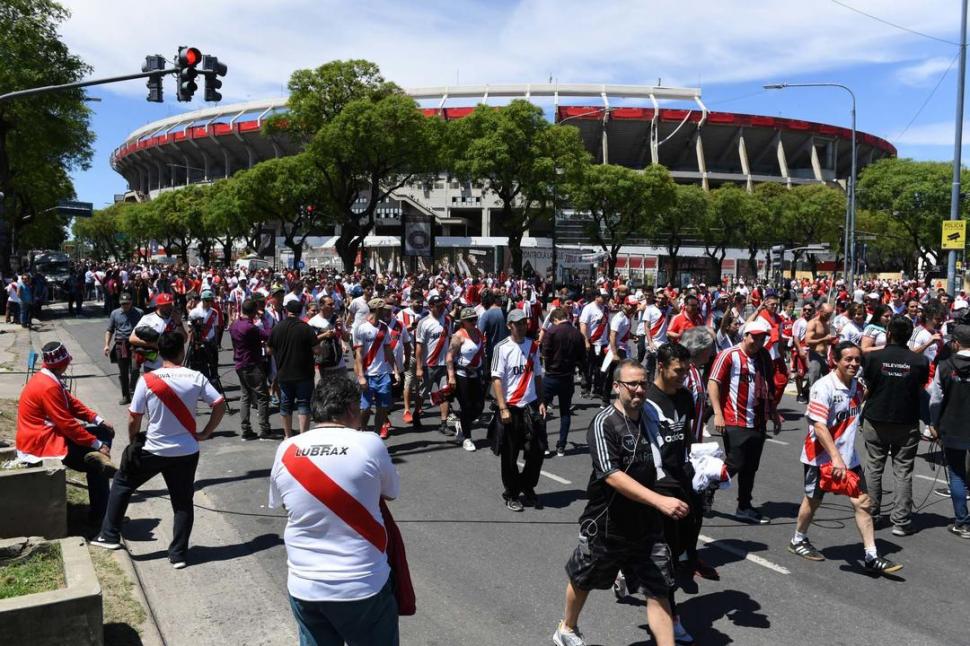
[187,290,223,393]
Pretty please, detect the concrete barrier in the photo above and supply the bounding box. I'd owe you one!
[0,459,67,539]
[0,536,103,645]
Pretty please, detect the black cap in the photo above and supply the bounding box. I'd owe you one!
[952,324,970,347]
[428,295,444,306]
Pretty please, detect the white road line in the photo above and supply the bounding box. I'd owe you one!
[697,534,791,575]
[765,438,789,446]
[517,462,572,485]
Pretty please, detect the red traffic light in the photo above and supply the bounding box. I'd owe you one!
[179,47,202,67]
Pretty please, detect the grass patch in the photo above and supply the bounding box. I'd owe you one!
[0,543,65,599]
[0,397,17,446]
[89,547,147,645]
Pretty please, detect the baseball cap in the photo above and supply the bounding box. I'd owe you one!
[154,293,174,307]
[367,297,386,311]
[460,307,478,320]
[742,318,771,336]
[507,309,527,323]
[201,289,214,300]
[119,292,132,303]
[428,295,444,306]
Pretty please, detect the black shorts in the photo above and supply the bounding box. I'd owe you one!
[565,534,673,598]
[803,463,867,500]
[422,365,449,399]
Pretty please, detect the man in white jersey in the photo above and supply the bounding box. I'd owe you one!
[129,293,183,372]
[269,376,401,645]
[353,298,399,440]
[92,331,226,569]
[579,290,609,399]
[643,291,669,379]
[787,341,903,574]
[346,279,373,332]
[415,295,452,435]
[491,308,547,512]
[397,290,426,427]
[790,302,813,404]
[187,289,223,391]
[601,295,637,401]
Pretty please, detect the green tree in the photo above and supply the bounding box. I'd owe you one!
[74,202,132,260]
[856,158,970,273]
[203,179,247,266]
[449,100,590,274]
[780,184,845,278]
[0,0,93,270]
[570,164,675,278]
[655,183,708,284]
[703,185,742,283]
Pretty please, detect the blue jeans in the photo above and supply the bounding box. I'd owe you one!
[945,447,969,528]
[279,379,313,416]
[20,300,31,326]
[542,373,574,449]
[289,579,399,646]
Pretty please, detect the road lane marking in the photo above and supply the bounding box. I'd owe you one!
[765,438,789,445]
[697,534,791,575]
[517,462,572,485]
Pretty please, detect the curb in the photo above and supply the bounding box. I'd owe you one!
[110,542,167,646]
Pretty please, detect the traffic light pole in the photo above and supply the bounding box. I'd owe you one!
[0,68,177,104]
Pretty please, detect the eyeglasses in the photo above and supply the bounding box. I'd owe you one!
[617,380,650,391]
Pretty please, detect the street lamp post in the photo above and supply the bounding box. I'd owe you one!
[764,82,857,290]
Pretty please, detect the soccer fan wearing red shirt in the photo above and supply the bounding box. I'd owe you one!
[748,293,789,408]
[666,294,704,343]
[708,318,780,525]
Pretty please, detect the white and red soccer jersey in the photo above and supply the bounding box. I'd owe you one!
[709,346,769,428]
[602,311,632,369]
[416,313,451,367]
[792,317,809,349]
[757,310,784,360]
[268,426,400,601]
[385,317,410,370]
[454,328,486,377]
[188,305,220,342]
[801,372,864,468]
[491,337,543,407]
[579,302,608,348]
[909,325,943,383]
[644,304,670,344]
[130,366,223,457]
[353,320,392,377]
[683,363,707,442]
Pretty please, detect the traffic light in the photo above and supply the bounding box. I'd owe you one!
[201,55,227,102]
[176,46,202,102]
[770,245,785,272]
[142,54,166,103]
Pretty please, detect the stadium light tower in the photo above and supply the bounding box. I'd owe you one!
[764,82,857,290]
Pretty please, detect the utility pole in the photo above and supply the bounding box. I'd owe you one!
[947,0,968,295]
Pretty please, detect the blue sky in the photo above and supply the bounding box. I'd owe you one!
[58,0,970,207]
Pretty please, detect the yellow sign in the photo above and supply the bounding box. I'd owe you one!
[942,220,966,250]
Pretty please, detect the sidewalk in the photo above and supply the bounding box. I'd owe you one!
[0,319,296,645]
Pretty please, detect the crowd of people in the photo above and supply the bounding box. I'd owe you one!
[12,257,970,645]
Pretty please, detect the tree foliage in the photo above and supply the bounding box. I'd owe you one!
[449,100,590,274]
[0,0,93,268]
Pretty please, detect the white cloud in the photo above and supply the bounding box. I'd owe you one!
[896,56,955,86]
[55,0,962,104]
[894,120,970,146]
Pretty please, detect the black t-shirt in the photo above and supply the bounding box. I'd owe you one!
[579,406,663,542]
[644,383,695,491]
[268,317,319,382]
[862,344,929,425]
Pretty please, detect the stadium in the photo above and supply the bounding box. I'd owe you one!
[110,83,895,283]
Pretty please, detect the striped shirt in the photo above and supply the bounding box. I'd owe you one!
[683,363,707,442]
[802,372,863,468]
[709,345,773,429]
[491,337,543,407]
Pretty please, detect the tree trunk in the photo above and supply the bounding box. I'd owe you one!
[666,242,681,285]
[790,251,803,280]
[222,237,233,267]
[335,231,362,272]
[508,232,524,275]
[607,249,618,279]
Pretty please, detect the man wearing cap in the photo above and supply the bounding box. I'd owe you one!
[130,292,183,372]
[18,341,116,527]
[491,307,547,511]
[416,294,453,435]
[353,298,399,439]
[187,289,224,392]
[269,299,321,438]
[708,317,780,524]
[579,289,610,399]
[105,292,144,405]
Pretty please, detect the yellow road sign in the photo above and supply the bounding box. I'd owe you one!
[942,220,966,250]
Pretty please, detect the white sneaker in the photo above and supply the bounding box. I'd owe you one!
[612,573,628,599]
[674,617,694,644]
[462,438,476,452]
[171,561,187,570]
[702,428,712,438]
[90,537,121,550]
[553,621,586,646]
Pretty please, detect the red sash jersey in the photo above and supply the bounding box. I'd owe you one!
[17,369,102,460]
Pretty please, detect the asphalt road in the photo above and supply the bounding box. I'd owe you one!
[64,313,961,646]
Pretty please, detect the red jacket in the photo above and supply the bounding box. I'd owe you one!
[16,369,101,460]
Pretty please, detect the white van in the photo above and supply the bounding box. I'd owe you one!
[234,256,273,273]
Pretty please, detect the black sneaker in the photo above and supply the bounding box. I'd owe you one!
[556,446,566,457]
[241,430,258,441]
[118,397,131,406]
[864,555,903,574]
[787,538,824,561]
[796,393,808,404]
[948,524,970,539]
[258,430,276,441]
[522,489,543,510]
[734,507,770,525]
[505,496,524,512]
[438,421,450,435]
